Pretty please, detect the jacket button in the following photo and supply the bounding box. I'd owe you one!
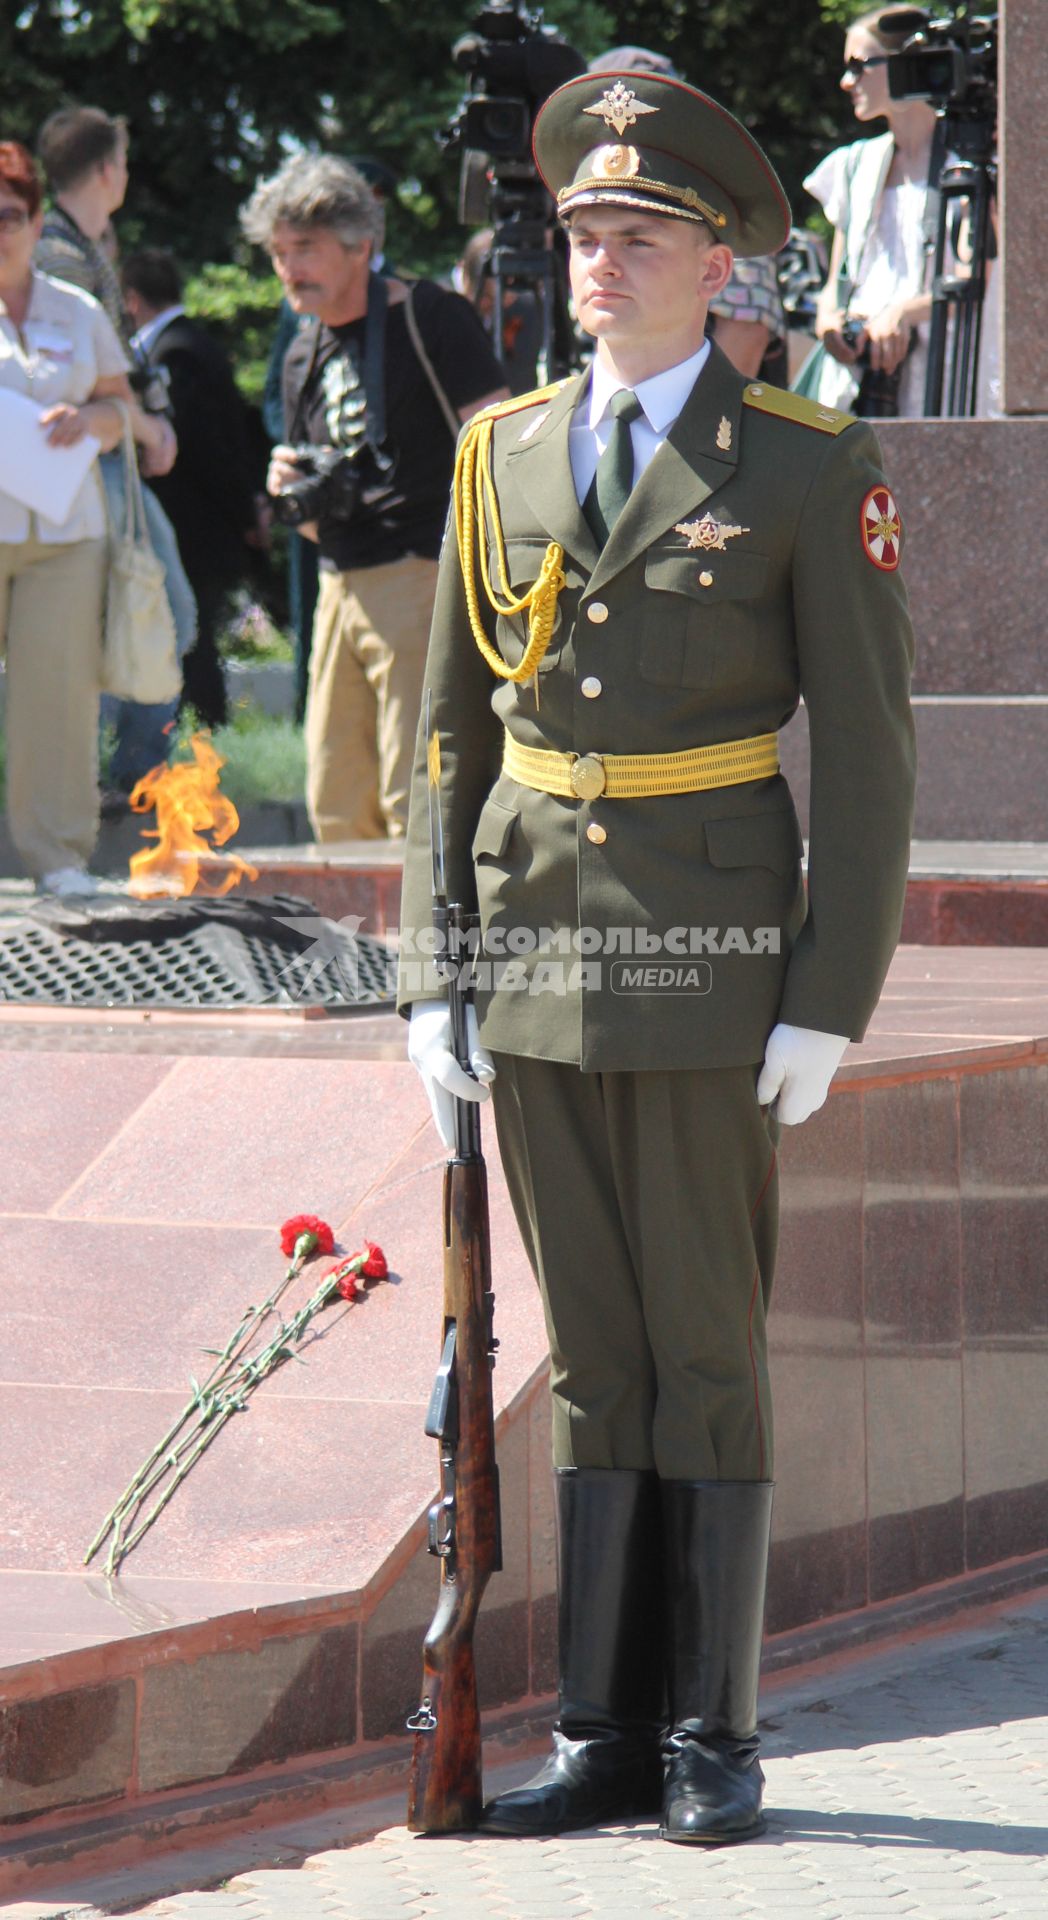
[586,822,607,846]
[586,601,609,624]
[699,570,714,587]
[581,676,602,699]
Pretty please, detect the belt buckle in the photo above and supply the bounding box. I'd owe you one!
[570,753,606,801]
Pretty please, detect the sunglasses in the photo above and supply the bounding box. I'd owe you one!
[0,206,30,233]
[843,54,892,76]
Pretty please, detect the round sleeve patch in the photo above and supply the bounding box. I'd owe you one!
[861,486,902,570]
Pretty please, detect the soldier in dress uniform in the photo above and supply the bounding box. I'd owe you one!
[399,70,915,1846]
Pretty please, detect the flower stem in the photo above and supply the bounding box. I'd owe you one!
[96,1258,365,1574]
[85,1253,312,1568]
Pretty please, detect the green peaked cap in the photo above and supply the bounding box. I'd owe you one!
[533,70,791,258]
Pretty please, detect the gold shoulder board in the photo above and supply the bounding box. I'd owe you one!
[742,382,854,436]
[472,378,570,428]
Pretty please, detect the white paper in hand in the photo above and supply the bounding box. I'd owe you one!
[0,388,101,522]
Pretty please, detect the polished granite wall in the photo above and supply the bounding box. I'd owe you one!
[2,973,1047,1844]
[767,1060,1048,1638]
[1001,0,1046,413]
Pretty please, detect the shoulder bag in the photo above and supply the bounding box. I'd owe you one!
[101,404,181,705]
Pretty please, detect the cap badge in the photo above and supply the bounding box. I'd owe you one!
[584,83,659,137]
[675,513,750,553]
[716,416,732,451]
[591,143,641,180]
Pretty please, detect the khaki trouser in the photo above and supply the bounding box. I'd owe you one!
[305,554,438,841]
[491,1055,780,1481]
[0,533,106,878]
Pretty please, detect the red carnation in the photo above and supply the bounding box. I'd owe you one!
[362,1241,388,1281]
[320,1256,361,1302]
[279,1214,334,1259]
[335,1265,359,1303]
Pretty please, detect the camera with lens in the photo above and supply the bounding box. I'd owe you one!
[447,1,584,179]
[885,6,997,141]
[839,316,916,419]
[443,4,586,383]
[128,347,171,417]
[271,447,363,529]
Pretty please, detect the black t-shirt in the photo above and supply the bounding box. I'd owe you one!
[282,279,505,570]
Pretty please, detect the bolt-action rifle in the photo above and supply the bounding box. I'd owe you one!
[406,709,502,1832]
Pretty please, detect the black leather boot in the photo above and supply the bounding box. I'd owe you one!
[660,1479,774,1846]
[480,1467,664,1835]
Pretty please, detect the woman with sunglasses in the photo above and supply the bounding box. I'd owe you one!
[802,6,937,417]
[0,140,128,896]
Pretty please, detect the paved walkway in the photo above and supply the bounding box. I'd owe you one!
[11,1589,1048,1920]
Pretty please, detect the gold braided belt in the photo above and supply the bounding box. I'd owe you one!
[503,731,780,801]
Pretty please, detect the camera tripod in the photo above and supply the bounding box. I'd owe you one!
[484,177,580,387]
[924,114,997,417]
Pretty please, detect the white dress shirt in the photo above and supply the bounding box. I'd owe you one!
[568,340,712,504]
[129,303,185,357]
[0,270,128,543]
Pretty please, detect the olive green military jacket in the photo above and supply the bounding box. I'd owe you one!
[397,342,915,1072]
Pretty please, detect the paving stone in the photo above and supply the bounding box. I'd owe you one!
[43,1591,1048,1920]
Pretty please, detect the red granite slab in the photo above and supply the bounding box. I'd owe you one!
[0,1170,543,1408]
[2,1382,435,1588]
[0,1054,174,1214]
[2,944,1047,1706]
[0,1043,546,1678]
[51,1057,432,1227]
[0,1567,328,1671]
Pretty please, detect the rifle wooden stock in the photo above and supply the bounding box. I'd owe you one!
[406,1154,501,1832]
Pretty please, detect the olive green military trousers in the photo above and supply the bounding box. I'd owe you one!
[490,1055,780,1481]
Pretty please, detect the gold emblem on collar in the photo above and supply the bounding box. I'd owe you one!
[716,416,732,451]
[591,143,641,179]
[584,83,659,137]
[675,513,750,552]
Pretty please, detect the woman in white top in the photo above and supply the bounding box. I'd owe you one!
[0,140,129,896]
[806,6,937,417]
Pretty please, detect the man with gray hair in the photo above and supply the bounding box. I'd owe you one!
[241,154,508,842]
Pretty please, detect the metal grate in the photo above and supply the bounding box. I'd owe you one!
[0,895,396,1010]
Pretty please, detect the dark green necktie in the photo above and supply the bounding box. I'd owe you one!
[584,388,643,544]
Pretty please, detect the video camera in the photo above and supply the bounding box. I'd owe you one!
[448,0,584,172]
[443,2,586,381]
[886,6,997,151]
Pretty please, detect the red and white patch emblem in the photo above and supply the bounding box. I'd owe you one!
[861,486,902,570]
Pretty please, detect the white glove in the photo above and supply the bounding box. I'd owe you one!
[756,1022,849,1126]
[407,1001,496,1150]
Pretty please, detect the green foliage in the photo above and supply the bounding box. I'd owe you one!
[820,0,872,26]
[6,0,858,292]
[593,1,850,215]
[182,263,283,406]
[190,711,306,809]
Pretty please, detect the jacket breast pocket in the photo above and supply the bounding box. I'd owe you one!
[639,548,769,690]
[489,537,572,675]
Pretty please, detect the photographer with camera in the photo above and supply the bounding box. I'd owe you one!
[798,6,938,417]
[240,155,507,843]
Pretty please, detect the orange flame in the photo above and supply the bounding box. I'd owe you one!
[128,733,260,899]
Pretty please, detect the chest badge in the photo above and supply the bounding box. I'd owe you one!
[674,513,750,553]
[716,416,732,451]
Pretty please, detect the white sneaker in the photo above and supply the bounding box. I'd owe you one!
[39,866,98,899]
